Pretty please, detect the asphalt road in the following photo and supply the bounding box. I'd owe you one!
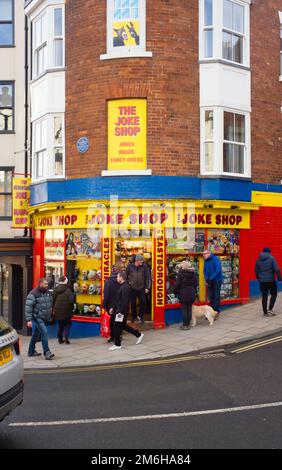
[1,337,282,451]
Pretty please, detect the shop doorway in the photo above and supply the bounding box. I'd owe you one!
[114,234,153,322]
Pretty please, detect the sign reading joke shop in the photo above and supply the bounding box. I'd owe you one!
[108,99,147,171]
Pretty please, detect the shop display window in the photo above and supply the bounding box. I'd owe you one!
[220,255,240,299]
[65,229,102,318]
[207,229,239,254]
[114,231,152,270]
[44,229,65,289]
[166,255,200,305]
[166,229,205,254]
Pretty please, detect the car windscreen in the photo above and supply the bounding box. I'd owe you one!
[0,317,13,337]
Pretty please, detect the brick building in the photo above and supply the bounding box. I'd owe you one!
[24,0,282,336]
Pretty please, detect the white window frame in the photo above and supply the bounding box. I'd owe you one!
[33,117,47,181]
[100,0,152,60]
[32,4,65,80]
[199,0,250,68]
[32,114,65,182]
[200,107,250,177]
[279,12,282,81]
[33,11,47,78]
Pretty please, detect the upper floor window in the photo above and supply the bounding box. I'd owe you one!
[200,0,249,67]
[32,114,65,182]
[101,0,152,59]
[32,6,65,79]
[204,0,213,58]
[0,0,14,46]
[279,12,282,78]
[0,82,14,132]
[201,107,250,177]
[222,0,244,64]
[0,168,13,219]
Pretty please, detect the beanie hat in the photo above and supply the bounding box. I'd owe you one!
[263,247,271,253]
[135,254,144,261]
[58,276,68,284]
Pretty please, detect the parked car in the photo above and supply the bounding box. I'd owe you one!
[0,317,24,422]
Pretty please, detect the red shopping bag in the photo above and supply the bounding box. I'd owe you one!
[100,312,111,338]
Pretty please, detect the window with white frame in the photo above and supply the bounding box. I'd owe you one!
[200,0,249,66]
[32,6,64,79]
[204,110,214,171]
[53,115,64,176]
[0,81,14,132]
[33,12,47,77]
[203,0,213,58]
[0,168,13,219]
[279,11,282,77]
[32,114,65,181]
[33,119,47,180]
[201,108,249,176]
[222,0,244,64]
[223,111,245,174]
[102,0,151,59]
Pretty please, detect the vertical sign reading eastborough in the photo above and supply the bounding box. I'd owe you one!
[108,99,147,171]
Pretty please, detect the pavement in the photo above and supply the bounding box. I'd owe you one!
[20,294,282,369]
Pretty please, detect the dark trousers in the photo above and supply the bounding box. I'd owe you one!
[131,289,146,320]
[208,280,222,313]
[113,313,141,346]
[57,319,72,340]
[109,312,115,340]
[181,302,193,327]
[260,281,277,314]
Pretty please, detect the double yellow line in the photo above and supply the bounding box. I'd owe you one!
[232,335,282,354]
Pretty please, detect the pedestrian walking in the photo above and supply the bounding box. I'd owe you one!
[174,260,198,330]
[255,247,282,316]
[102,263,123,343]
[53,276,74,344]
[125,254,151,323]
[109,271,144,351]
[25,278,55,360]
[203,250,223,314]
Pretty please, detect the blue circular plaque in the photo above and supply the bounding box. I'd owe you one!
[76,137,89,154]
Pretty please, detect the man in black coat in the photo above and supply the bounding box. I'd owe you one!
[255,247,282,316]
[53,276,74,343]
[102,264,122,343]
[109,272,144,351]
[125,254,151,323]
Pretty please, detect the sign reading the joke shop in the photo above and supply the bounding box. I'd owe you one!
[12,177,31,228]
[108,99,147,171]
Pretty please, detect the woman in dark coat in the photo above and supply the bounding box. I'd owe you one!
[53,276,74,344]
[174,261,198,330]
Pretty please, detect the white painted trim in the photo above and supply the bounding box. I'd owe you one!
[100,51,152,60]
[101,170,152,177]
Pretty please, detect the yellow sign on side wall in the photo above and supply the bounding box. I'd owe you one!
[108,98,147,171]
[12,177,31,228]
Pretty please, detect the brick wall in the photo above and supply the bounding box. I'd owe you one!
[65,0,281,184]
[250,0,282,184]
[65,0,199,179]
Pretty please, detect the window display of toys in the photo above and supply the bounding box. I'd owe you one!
[207,229,239,254]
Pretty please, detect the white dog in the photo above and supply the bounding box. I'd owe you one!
[191,305,218,327]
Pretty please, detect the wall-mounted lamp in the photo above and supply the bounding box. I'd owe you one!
[230,205,240,209]
[56,205,65,210]
[203,204,213,209]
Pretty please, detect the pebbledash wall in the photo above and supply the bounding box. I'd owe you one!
[25,0,282,337]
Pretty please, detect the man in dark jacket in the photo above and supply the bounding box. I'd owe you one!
[125,254,151,323]
[25,278,55,360]
[102,264,122,343]
[174,260,198,330]
[109,271,144,351]
[53,276,74,344]
[255,247,282,316]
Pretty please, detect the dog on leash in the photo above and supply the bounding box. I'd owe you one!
[191,305,218,327]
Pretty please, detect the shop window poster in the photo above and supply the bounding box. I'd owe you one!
[166,230,205,254]
[66,229,101,259]
[207,229,239,254]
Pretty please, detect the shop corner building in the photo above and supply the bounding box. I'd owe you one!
[23,0,282,336]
